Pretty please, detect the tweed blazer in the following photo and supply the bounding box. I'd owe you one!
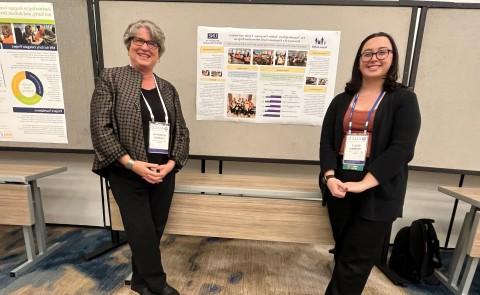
[90,65,189,176]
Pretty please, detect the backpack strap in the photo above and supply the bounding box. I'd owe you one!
[425,220,442,268]
[409,220,426,280]
[418,219,442,278]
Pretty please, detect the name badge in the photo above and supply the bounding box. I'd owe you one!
[342,133,368,171]
[148,122,170,154]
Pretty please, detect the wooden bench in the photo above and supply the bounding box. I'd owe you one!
[109,172,333,244]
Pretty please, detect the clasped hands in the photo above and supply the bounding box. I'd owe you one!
[131,160,175,184]
[327,178,369,198]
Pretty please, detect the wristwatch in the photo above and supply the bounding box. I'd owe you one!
[125,159,135,170]
[323,174,335,184]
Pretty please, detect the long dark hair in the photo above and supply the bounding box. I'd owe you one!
[345,32,402,95]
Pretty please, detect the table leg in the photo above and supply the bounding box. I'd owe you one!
[23,226,36,261]
[29,180,62,258]
[457,256,479,295]
[436,206,479,295]
[31,180,47,254]
[449,208,475,285]
[9,226,36,277]
[125,272,132,285]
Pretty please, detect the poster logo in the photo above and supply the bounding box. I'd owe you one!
[207,33,218,39]
[313,37,327,48]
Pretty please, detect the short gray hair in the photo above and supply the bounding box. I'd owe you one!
[123,20,166,57]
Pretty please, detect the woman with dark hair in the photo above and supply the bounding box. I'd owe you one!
[319,32,421,294]
[90,19,189,295]
[14,27,23,44]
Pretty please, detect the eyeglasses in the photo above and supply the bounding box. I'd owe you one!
[131,37,159,50]
[360,49,392,62]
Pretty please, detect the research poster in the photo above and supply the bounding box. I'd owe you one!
[197,26,340,126]
[0,2,67,143]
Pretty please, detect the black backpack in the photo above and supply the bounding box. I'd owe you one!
[389,218,442,283]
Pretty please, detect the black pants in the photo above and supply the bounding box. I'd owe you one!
[108,168,175,293]
[325,193,392,295]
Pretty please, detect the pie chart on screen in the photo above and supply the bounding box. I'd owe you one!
[11,71,44,105]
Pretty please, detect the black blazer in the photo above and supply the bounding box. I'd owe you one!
[319,87,421,221]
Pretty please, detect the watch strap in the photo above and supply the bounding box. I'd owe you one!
[125,159,135,170]
[324,174,335,183]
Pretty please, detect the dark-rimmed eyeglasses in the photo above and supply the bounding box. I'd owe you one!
[360,49,392,62]
[131,37,159,50]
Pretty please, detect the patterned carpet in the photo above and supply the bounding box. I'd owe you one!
[407,250,480,295]
[0,225,479,294]
[0,226,130,294]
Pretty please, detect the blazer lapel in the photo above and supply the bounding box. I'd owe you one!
[123,66,143,111]
[121,66,146,160]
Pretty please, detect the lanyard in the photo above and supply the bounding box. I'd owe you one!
[141,76,169,123]
[347,91,385,134]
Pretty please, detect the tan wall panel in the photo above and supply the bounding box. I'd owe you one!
[413,8,480,171]
[99,2,411,161]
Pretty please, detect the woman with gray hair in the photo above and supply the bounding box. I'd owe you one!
[90,19,189,295]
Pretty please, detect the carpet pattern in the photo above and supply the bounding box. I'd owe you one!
[0,225,479,294]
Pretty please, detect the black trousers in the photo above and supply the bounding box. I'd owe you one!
[325,193,392,295]
[108,168,175,293]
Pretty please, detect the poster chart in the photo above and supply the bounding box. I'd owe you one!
[197,26,340,126]
[0,2,67,143]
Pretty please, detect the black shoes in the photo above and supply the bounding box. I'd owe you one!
[131,283,157,295]
[162,283,180,295]
[131,282,179,295]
